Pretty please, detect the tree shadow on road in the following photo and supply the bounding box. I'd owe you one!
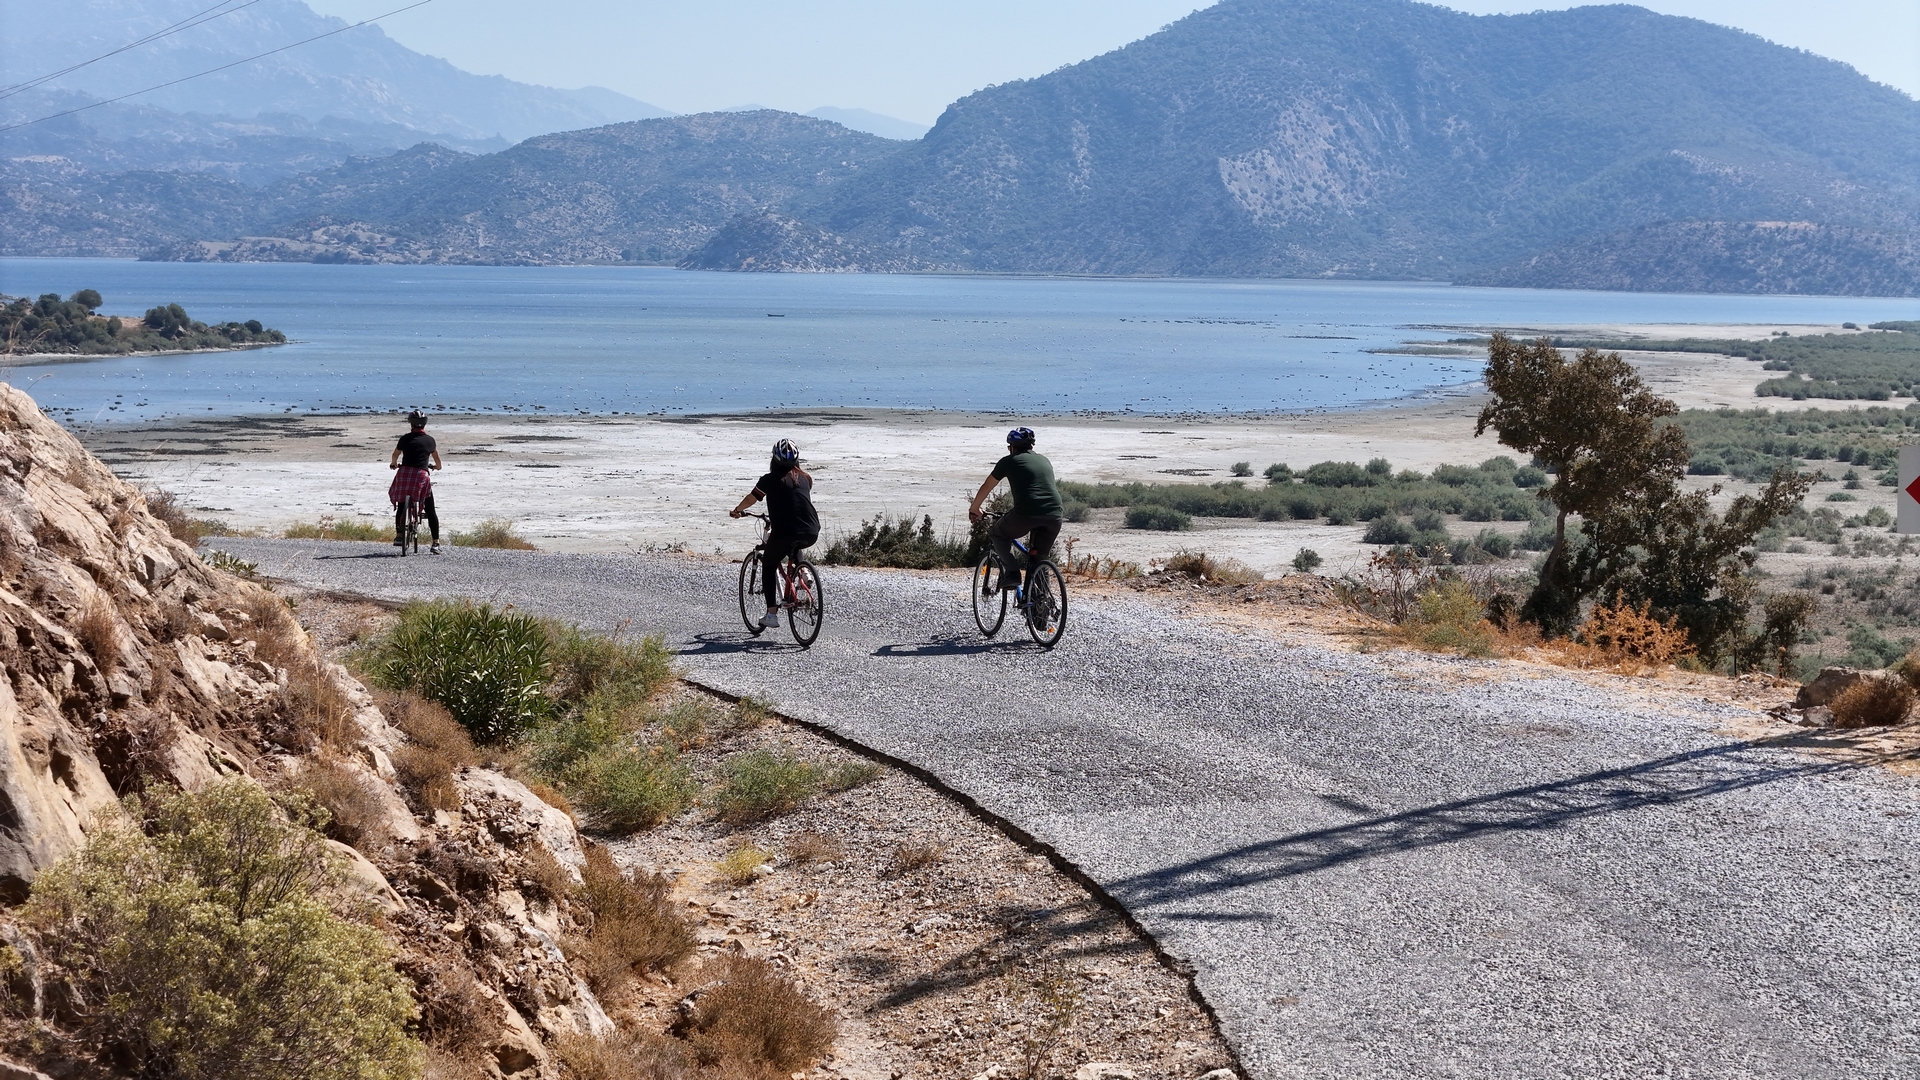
[871,899,1153,1010]
[1109,728,1920,910]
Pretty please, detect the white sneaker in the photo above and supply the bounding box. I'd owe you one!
[760,610,781,629]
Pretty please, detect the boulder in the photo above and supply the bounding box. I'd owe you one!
[456,769,585,881]
[1794,667,1903,709]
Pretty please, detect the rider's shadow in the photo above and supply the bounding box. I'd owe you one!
[679,631,809,655]
[873,635,1039,657]
[311,550,405,560]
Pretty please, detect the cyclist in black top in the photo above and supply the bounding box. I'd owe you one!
[730,439,819,628]
[968,426,1064,596]
[388,410,443,553]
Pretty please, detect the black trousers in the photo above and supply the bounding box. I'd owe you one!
[991,512,1063,586]
[763,533,817,608]
[395,496,439,541]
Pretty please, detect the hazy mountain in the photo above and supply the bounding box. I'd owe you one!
[0,0,670,143]
[44,112,895,265]
[686,0,1920,295]
[805,108,929,141]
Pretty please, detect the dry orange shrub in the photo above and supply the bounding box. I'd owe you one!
[1545,600,1695,673]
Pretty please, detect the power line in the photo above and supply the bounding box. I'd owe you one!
[0,0,436,134]
[0,0,265,101]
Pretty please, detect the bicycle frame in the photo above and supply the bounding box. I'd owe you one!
[744,513,809,608]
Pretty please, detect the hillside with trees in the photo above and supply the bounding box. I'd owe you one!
[688,0,1920,294]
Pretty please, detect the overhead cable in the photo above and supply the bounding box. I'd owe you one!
[0,0,436,134]
[0,1,265,101]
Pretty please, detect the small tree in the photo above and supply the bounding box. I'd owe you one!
[1475,334,1688,634]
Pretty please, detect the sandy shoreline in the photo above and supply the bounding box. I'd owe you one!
[61,325,1890,575]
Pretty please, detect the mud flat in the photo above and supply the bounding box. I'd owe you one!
[64,328,1859,576]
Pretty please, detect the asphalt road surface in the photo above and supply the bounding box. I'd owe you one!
[218,539,1920,1080]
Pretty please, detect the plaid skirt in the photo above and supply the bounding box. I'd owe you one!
[388,466,433,505]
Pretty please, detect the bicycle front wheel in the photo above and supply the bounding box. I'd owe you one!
[972,553,1008,637]
[787,559,824,647]
[1025,560,1066,648]
[738,548,765,635]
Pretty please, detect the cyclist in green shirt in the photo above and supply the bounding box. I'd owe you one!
[967,426,1064,597]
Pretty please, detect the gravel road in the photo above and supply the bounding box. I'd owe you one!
[217,538,1920,1080]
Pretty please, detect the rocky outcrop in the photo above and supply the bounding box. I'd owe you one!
[0,384,606,1077]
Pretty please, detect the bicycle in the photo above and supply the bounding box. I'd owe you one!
[970,512,1066,647]
[397,495,423,556]
[736,512,824,647]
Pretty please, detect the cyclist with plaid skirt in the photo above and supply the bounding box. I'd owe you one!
[388,410,443,553]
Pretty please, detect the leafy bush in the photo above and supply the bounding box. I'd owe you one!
[451,519,536,549]
[1831,677,1914,728]
[711,749,820,823]
[715,844,773,885]
[1363,517,1415,545]
[825,514,968,568]
[1304,460,1372,487]
[363,600,551,741]
[1125,506,1192,531]
[21,781,420,1080]
[1263,463,1293,483]
[1230,461,1253,477]
[1402,580,1495,656]
[545,623,673,707]
[1061,497,1091,523]
[1292,548,1323,572]
[571,745,697,831]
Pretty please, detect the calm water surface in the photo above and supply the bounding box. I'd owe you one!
[3,260,1914,421]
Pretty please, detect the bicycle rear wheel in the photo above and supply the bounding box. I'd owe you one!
[787,558,824,647]
[738,548,765,635]
[972,553,1008,637]
[1025,560,1066,648]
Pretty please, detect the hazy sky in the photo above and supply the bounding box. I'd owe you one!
[307,0,1920,121]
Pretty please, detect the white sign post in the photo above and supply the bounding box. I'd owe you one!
[1900,445,1920,534]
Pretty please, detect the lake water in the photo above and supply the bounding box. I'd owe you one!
[3,259,1915,422]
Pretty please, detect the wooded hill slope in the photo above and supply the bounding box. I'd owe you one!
[689,0,1920,293]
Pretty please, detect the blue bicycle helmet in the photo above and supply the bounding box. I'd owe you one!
[1007,426,1035,449]
[771,438,800,464]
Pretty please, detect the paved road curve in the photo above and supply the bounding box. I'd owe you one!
[221,539,1920,1080]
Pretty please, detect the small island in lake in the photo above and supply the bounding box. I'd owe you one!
[2,290,286,357]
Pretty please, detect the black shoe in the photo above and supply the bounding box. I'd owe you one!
[392,536,405,547]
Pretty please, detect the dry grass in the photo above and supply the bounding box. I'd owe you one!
[887,842,947,876]
[382,691,477,813]
[682,955,837,1072]
[552,1031,693,1080]
[283,516,387,542]
[242,589,305,667]
[1832,677,1915,728]
[284,757,388,852]
[75,596,120,676]
[405,958,498,1059]
[1398,579,1496,657]
[733,696,775,731]
[142,488,226,545]
[715,845,773,886]
[526,780,576,820]
[565,846,697,1001]
[452,519,536,550]
[783,831,843,866]
[278,658,359,751]
[518,844,575,906]
[709,750,820,824]
[1161,549,1261,585]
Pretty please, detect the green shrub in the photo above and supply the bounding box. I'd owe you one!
[451,519,536,549]
[545,623,673,708]
[1230,461,1253,477]
[1061,497,1091,523]
[1125,506,1192,531]
[363,599,551,742]
[573,746,697,832]
[1292,548,1323,572]
[823,760,883,792]
[711,749,820,823]
[1304,461,1371,487]
[1405,580,1495,656]
[1364,517,1415,545]
[1263,463,1293,483]
[22,781,420,1080]
[825,514,969,568]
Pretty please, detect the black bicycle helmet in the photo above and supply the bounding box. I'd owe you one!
[1007,426,1035,449]
[406,409,427,428]
[771,438,800,465]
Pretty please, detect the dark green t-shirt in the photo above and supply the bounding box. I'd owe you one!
[992,451,1064,518]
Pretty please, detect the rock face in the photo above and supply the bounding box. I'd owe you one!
[0,384,606,1077]
[1794,667,1897,710]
